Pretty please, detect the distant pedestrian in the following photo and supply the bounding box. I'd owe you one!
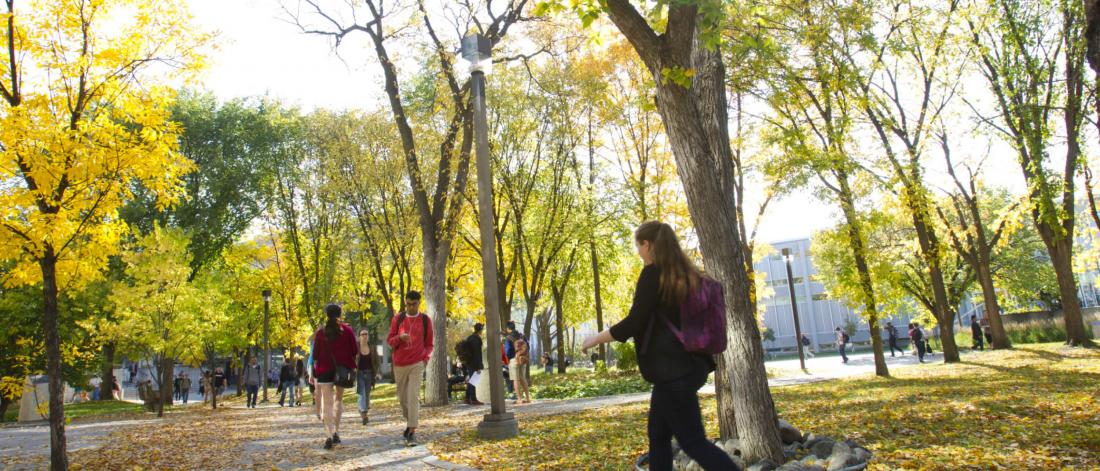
[180,373,192,404]
[313,304,357,450]
[800,333,815,358]
[908,323,925,363]
[541,352,552,374]
[918,322,933,354]
[581,221,739,471]
[356,329,382,424]
[510,333,530,404]
[387,290,434,447]
[279,360,297,407]
[212,367,227,409]
[111,377,122,401]
[295,358,306,406]
[981,317,993,345]
[885,322,903,357]
[970,315,985,351]
[173,373,182,402]
[461,323,485,406]
[243,356,262,408]
[835,327,849,364]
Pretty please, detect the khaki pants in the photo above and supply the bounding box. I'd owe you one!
[393,362,425,429]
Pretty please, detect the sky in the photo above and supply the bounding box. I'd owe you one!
[189,1,1037,246]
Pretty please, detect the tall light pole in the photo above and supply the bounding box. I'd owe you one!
[782,249,807,371]
[461,33,518,440]
[262,289,271,403]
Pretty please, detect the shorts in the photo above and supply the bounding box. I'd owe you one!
[508,359,528,381]
[315,370,335,384]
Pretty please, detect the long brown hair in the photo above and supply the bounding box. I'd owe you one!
[634,221,702,305]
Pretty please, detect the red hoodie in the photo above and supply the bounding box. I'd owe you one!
[387,312,434,367]
[313,323,357,375]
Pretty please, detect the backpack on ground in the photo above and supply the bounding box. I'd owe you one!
[657,276,728,355]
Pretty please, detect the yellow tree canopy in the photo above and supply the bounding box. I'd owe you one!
[0,0,210,287]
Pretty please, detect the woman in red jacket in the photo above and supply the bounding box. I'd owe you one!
[313,303,357,449]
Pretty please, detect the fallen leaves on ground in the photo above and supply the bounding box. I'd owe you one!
[430,343,1100,470]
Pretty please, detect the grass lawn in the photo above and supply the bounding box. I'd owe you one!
[429,343,1100,470]
[2,400,147,424]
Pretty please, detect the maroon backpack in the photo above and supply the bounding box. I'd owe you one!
[643,276,728,355]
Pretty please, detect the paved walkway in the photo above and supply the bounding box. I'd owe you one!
[0,349,950,470]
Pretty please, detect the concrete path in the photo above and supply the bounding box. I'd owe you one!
[0,349,954,470]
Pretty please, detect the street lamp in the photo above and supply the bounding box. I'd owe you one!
[460,33,517,440]
[782,249,807,371]
[262,289,272,403]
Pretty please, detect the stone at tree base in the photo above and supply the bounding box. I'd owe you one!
[853,447,872,462]
[826,442,857,471]
[777,419,803,445]
[747,459,778,471]
[802,433,819,448]
[720,439,742,457]
[810,439,836,459]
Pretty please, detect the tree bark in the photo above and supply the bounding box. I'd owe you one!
[589,241,606,362]
[975,261,1011,349]
[1050,240,1091,345]
[100,342,116,401]
[40,251,68,471]
[836,172,889,377]
[422,239,451,406]
[601,2,783,461]
[910,211,961,362]
[158,356,173,417]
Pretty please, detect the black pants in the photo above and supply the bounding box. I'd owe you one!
[888,337,904,356]
[246,384,259,407]
[972,334,984,350]
[915,340,926,362]
[647,374,738,471]
[837,344,848,362]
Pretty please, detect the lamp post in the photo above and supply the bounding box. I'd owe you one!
[782,249,807,371]
[262,289,271,403]
[461,33,517,440]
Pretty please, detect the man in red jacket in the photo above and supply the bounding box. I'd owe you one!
[387,290,434,447]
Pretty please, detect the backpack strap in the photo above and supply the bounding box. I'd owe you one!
[640,313,683,355]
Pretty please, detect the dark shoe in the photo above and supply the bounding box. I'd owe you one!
[405,432,418,447]
[333,433,341,444]
[323,438,333,450]
[402,427,410,440]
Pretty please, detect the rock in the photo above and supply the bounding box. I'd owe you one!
[803,465,828,471]
[777,462,808,471]
[731,456,746,470]
[721,439,742,457]
[802,433,819,447]
[810,439,836,459]
[747,459,778,471]
[826,442,854,471]
[853,447,872,463]
[777,419,803,445]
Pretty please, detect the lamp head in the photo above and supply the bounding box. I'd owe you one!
[781,248,791,263]
[262,289,272,302]
[459,34,492,75]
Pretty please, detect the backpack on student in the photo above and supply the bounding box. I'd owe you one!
[842,331,850,343]
[455,338,472,365]
[653,276,728,355]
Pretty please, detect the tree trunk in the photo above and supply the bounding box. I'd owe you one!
[1050,240,1092,345]
[554,289,567,374]
[0,396,11,420]
[158,356,173,417]
[976,261,1011,349]
[912,215,961,362]
[590,241,606,362]
[40,252,68,471]
[422,239,451,406]
[653,32,783,465]
[836,174,889,377]
[100,342,116,401]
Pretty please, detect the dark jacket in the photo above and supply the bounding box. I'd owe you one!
[971,320,982,337]
[609,264,713,384]
[466,333,485,371]
[279,363,296,382]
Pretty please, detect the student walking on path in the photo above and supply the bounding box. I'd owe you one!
[387,290,434,447]
[581,221,739,471]
[510,332,531,404]
[356,329,382,425]
[909,323,926,363]
[885,322,904,357]
[179,373,191,404]
[971,315,985,351]
[243,357,262,408]
[279,361,297,407]
[835,327,850,364]
[312,304,358,450]
[462,323,485,405]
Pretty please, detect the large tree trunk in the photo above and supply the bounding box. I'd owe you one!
[1049,240,1092,345]
[975,261,1011,349]
[654,26,782,465]
[422,239,451,406]
[837,174,889,377]
[100,342,116,401]
[911,215,961,362]
[40,252,68,471]
[0,396,11,420]
[553,288,567,374]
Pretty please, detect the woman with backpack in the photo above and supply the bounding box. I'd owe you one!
[312,304,358,449]
[582,221,738,471]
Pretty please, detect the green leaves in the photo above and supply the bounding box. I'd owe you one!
[659,65,696,88]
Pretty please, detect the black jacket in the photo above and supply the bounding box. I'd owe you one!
[609,265,714,384]
[466,333,484,371]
